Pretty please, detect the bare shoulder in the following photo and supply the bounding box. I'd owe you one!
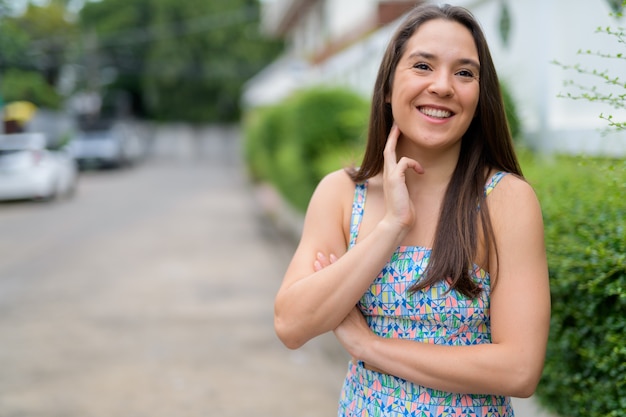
[301,168,356,246]
[487,173,541,214]
[314,168,356,195]
[306,168,355,211]
[486,173,544,249]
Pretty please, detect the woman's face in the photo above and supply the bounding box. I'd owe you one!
[389,18,480,154]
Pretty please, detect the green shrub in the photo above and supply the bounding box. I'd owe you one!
[243,103,287,182]
[243,86,369,211]
[522,154,626,417]
[500,80,522,143]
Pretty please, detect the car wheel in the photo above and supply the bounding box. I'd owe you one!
[63,177,78,199]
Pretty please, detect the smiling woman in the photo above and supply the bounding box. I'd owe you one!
[273,4,550,417]
[388,19,480,157]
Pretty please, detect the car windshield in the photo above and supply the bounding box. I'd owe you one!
[77,116,114,132]
[0,150,25,157]
[0,133,46,150]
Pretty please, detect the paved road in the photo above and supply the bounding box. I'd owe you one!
[0,124,346,417]
[0,123,556,417]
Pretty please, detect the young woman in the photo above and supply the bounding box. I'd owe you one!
[274,4,550,416]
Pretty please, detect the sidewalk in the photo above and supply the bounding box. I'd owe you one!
[255,183,558,417]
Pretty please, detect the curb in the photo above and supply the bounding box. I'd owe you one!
[253,182,304,245]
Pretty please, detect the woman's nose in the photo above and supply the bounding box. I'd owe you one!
[427,72,454,97]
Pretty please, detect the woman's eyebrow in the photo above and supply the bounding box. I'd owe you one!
[407,51,436,61]
[458,58,481,71]
[407,51,480,70]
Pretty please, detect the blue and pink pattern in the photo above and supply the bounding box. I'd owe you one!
[338,172,513,416]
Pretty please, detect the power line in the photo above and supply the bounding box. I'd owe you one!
[92,6,258,48]
[29,6,258,50]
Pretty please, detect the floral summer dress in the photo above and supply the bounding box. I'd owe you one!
[338,172,514,417]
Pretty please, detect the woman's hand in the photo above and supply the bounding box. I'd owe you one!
[333,306,376,361]
[382,124,424,232]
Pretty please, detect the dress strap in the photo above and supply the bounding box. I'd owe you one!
[349,182,367,249]
[484,171,508,197]
[350,174,505,247]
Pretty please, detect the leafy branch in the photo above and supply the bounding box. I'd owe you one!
[553,3,626,131]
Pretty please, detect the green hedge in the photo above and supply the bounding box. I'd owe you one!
[522,154,626,417]
[499,80,522,143]
[243,86,369,211]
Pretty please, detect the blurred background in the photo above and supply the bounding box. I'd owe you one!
[0,0,624,416]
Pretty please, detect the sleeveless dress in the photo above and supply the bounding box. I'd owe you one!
[337,171,514,417]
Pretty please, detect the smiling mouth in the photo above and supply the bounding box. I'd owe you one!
[418,107,452,119]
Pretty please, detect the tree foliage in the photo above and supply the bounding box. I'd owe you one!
[78,0,283,122]
[0,0,282,120]
[0,68,62,108]
[0,1,75,107]
[77,0,155,115]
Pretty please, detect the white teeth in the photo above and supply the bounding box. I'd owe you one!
[419,107,452,118]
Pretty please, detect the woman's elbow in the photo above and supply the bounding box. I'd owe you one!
[510,381,538,399]
[507,364,543,398]
[274,312,307,350]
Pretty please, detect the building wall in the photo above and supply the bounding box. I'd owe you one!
[288,0,382,61]
[324,0,378,41]
[292,2,325,57]
[457,0,626,155]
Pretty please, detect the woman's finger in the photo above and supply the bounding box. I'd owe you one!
[383,124,401,172]
[383,125,424,175]
[397,156,425,175]
[313,252,338,271]
[313,260,323,272]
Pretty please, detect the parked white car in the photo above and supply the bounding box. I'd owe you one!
[69,119,144,169]
[0,133,78,201]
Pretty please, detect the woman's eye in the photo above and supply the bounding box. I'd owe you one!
[456,69,476,79]
[413,63,430,71]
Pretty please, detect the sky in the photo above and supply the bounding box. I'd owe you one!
[9,0,87,15]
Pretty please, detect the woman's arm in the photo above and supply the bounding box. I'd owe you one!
[332,175,551,398]
[274,125,424,349]
[274,170,404,349]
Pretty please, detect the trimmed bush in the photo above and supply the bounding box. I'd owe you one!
[522,154,626,417]
[243,86,369,211]
[499,80,522,143]
[243,103,287,182]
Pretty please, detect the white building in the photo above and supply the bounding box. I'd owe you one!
[244,0,626,156]
[243,0,415,108]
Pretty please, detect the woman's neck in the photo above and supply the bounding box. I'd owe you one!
[397,141,461,191]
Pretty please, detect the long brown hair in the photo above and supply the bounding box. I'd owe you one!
[348,4,523,298]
